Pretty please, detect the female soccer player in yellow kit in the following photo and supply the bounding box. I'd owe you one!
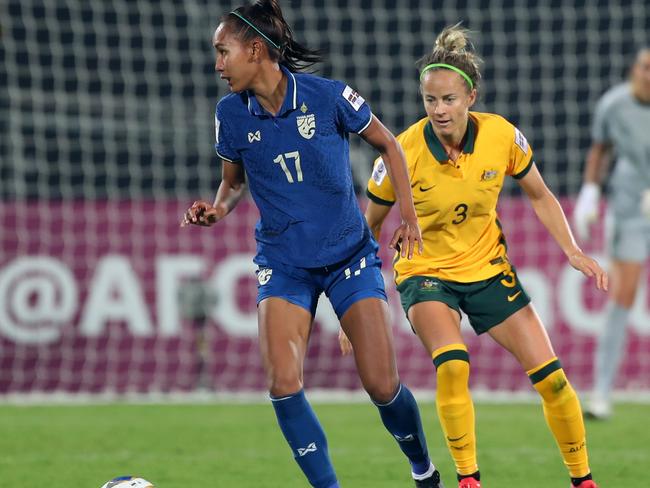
[359,25,607,488]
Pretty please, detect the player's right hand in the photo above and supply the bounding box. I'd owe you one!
[572,183,600,241]
[180,200,220,227]
[389,215,423,259]
[567,250,608,292]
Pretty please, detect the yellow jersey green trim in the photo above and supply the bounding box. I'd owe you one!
[366,188,395,206]
[423,116,477,163]
[513,159,534,179]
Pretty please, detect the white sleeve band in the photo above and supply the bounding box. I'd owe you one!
[357,113,373,134]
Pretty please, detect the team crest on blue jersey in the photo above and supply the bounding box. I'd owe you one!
[257,268,273,285]
[296,113,316,139]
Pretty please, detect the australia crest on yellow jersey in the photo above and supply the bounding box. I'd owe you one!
[481,169,498,181]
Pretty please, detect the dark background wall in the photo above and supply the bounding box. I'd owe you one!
[1,0,648,199]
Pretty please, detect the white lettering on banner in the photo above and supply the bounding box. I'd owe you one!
[156,255,205,336]
[79,255,153,337]
[208,254,258,337]
[559,255,649,334]
[1,255,649,343]
[0,256,77,343]
[558,257,606,334]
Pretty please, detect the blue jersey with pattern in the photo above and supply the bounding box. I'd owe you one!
[215,66,374,267]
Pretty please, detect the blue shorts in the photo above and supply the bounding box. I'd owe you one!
[255,240,387,319]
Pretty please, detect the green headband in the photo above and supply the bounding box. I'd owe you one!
[230,11,281,50]
[419,63,474,90]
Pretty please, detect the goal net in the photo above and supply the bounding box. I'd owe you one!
[1,0,649,397]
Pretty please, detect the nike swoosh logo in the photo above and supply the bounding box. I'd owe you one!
[446,433,467,442]
[451,443,470,450]
[419,185,435,192]
[507,291,522,302]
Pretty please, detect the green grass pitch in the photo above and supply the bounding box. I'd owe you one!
[1,401,646,487]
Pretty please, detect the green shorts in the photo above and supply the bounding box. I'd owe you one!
[396,268,531,335]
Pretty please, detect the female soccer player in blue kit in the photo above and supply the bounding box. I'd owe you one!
[182,1,442,487]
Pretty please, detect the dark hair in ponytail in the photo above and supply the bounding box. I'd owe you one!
[223,0,323,72]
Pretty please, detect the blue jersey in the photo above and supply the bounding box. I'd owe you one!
[215,66,374,268]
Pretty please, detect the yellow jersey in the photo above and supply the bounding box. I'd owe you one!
[367,112,533,284]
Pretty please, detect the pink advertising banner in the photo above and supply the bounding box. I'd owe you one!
[1,197,649,394]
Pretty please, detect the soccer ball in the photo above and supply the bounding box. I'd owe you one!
[99,476,154,488]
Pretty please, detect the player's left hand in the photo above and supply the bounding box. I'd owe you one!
[338,328,353,356]
[180,200,220,227]
[568,250,608,291]
[389,216,423,259]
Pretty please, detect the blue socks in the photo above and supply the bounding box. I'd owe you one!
[272,386,430,485]
[271,390,339,488]
[374,384,432,475]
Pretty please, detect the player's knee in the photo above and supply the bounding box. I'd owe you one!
[436,358,470,382]
[612,293,635,309]
[528,358,575,403]
[433,346,471,398]
[364,376,400,404]
[436,359,471,402]
[611,275,639,307]
[267,371,303,398]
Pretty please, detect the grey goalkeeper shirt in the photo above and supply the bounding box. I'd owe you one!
[592,83,650,215]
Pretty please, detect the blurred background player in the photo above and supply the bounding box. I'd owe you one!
[182,1,442,486]
[573,46,650,420]
[352,24,607,488]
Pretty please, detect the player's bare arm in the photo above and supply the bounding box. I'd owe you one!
[364,200,392,241]
[360,116,423,258]
[518,164,608,291]
[583,142,613,184]
[181,160,246,227]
